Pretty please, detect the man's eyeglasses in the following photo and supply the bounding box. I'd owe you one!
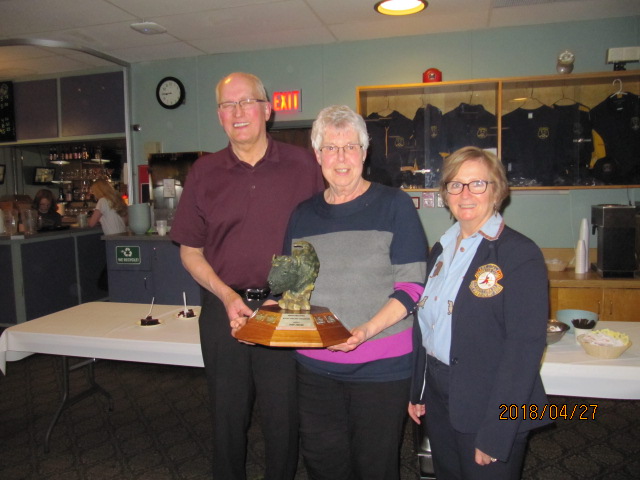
[218,98,267,111]
[319,144,363,156]
[445,180,493,195]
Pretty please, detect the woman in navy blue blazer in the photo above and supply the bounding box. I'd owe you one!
[408,147,552,480]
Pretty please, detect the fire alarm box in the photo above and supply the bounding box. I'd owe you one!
[423,68,442,83]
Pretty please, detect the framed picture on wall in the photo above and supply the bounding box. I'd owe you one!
[0,164,5,184]
[33,167,55,184]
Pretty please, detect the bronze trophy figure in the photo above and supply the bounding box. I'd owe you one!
[268,240,320,311]
[235,241,350,347]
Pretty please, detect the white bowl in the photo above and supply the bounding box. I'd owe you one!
[555,309,599,333]
[545,258,567,272]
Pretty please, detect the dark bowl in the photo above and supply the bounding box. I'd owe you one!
[547,320,570,344]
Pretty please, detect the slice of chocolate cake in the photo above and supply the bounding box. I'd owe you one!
[140,315,160,326]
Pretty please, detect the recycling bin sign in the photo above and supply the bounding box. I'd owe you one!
[116,246,142,265]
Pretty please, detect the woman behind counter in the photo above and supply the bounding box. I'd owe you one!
[408,147,551,480]
[88,179,127,234]
[33,189,62,229]
[281,105,427,480]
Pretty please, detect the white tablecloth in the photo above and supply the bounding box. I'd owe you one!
[541,321,640,400]
[1,305,639,399]
[0,302,204,373]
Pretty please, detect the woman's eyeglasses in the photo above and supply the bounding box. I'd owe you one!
[319,144,363,157]
[445,180,493,195]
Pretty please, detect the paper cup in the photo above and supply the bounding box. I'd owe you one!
[77,213,88,228]
[156,219,167,236]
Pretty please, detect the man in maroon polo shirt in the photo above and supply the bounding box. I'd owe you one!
[170,72,324,480]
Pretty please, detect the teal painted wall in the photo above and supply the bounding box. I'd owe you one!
[129,16,640,248]
[413,187,638,248]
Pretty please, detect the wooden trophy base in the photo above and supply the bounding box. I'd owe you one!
[235,305,351,347]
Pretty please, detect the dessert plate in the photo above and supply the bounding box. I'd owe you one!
[138,319,163,327]
[175,308,200,319]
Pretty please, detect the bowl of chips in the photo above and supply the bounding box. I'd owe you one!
[577,329,631,359]
[545,258,567,272]
[546,320,570,344]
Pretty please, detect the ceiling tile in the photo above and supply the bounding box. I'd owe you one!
[191,27,336,55]
[0,0,135,37]
[107,42,205,63]
[0,0,635,79]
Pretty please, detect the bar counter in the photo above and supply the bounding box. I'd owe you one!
[0,226,107,326]
[548,269,640,288]
[100,231,201,306]
[101,231,176,241]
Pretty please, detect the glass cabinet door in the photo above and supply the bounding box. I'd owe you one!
[357,70,640,189]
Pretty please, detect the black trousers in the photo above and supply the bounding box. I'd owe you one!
[297,364,410,480]
[424,355,528,480]
[199,290,299,480]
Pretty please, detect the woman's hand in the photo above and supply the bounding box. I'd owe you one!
[327,326,369,352]
[88,209,102,228]
[475,448,498,466]
[327,298,408,353]
[408,403,425,424]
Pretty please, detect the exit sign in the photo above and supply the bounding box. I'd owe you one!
[273,90,302,112]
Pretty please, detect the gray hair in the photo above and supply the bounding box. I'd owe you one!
[215,72,268,104]
[310,105,369,152]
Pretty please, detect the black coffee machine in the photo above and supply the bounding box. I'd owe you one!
[591,204,637,277]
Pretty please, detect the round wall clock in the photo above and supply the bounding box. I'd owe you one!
[156,77,185,109]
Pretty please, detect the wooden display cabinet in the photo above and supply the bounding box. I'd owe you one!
[500,72,638,115]
[356,70,640,189]
[357,79,499,120]
[549,272,640,322]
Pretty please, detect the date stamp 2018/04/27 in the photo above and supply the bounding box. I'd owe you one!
[499,404,598,421]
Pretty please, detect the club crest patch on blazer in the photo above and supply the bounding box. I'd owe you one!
[469,263,503,298]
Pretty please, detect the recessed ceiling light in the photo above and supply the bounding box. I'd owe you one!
[130,21,167,35]
[374,0,428,16]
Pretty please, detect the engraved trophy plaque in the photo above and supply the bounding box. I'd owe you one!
[235,241,351,347]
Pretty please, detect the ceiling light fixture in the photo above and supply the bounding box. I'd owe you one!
[374,0,428,16]
[130,21,167,35]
